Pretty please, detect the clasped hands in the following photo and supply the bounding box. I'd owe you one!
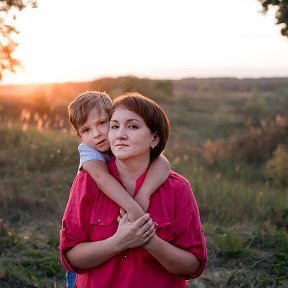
[115,208,157,250]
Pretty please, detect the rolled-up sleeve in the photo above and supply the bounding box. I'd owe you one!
[59,172,96,273]
[172,176,207,279]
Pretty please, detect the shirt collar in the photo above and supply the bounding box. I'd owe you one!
[108,160,148,196]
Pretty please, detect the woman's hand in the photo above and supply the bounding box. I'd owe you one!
[114,211,156,250]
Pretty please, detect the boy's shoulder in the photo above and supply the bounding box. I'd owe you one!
[78,143,99,152]
[78,143,114,163]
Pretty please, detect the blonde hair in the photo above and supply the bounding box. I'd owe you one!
[68,91,112,131]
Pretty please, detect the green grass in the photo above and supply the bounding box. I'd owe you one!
[0,227,65,288]
[172,157,287,228]
[190,224,288,288]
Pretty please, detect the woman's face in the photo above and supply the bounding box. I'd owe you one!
[108,107,156,161]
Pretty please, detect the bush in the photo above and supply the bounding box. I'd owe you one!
[215,231,246,258]
[202,116,288,165]
[265,144,288,187]
[243,92,269,121]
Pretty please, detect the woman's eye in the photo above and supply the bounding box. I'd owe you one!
[128,125,138,129]
[110,125,118,129]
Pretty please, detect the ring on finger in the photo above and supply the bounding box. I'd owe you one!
[145,231,149,236]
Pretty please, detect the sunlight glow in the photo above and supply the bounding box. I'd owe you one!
[2,0,288,85]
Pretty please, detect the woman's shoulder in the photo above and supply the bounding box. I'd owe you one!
[162,171,195,198]
[167,170,190,185]
[73,170,98,191]
[163,171,198,208]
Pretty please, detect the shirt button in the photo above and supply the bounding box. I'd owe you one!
[97,219,101,223]
[124,255,127,258]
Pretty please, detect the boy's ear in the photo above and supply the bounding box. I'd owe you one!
[76,131,82,141]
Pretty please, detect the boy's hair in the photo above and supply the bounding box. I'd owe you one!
[68,91,112,132]
[111,92,170,160]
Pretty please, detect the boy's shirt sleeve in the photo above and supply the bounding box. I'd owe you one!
[78,143,107,170]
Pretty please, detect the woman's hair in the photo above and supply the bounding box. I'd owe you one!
[111,92,170,160]
[68,91,112,131]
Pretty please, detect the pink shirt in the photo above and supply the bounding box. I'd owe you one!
[60,160,207,288]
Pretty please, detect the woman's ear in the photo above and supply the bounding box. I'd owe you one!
[151,133,160,149]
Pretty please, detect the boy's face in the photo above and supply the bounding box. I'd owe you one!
[77,108,111,153]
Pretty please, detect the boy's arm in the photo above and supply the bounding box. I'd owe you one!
[83,160,145,222]
[135,154,171,211]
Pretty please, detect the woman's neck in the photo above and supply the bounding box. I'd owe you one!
[116,157,150,195]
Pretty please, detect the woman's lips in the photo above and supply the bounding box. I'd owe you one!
[115,143,128,148]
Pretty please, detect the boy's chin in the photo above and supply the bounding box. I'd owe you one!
[98,145,111,153]
[104,149,113,155]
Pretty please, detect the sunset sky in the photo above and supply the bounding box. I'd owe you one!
[2,0,288,84]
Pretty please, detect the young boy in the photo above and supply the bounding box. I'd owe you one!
[65,91,170,287]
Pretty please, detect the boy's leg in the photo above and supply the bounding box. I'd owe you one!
[66,271,76,288]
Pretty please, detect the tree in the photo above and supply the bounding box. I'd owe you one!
[0,0,37,80]
[258,0,288,38]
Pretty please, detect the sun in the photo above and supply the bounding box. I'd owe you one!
[1,0,114,84]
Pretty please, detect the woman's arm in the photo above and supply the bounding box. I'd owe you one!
[65,233,122,269]
[66,213,155,270]
[143,175,207,279]
[144,235,201,278]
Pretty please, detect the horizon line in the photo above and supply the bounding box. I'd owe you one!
[2,74,288,87]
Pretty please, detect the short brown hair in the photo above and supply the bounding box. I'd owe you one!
[111,92,170,160]
[68,91,112,131]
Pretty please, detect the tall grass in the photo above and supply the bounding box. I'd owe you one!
[0,123,78,235]
[0,107,287,287]
[172,157,287,229]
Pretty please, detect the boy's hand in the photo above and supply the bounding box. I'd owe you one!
[134,192,150,212]
[127,207,145,222]
[119,206,146,223]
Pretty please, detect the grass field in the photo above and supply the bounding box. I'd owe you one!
[0,77,287,287]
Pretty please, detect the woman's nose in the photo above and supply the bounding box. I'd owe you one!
[116,127,127,140]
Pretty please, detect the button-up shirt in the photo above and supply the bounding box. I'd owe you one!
[60,160,207,288]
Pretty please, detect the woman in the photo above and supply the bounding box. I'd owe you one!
[60,92,207,287]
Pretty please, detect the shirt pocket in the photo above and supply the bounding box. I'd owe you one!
[90,214,118,241]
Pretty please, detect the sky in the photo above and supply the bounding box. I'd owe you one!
[2,0,288,84]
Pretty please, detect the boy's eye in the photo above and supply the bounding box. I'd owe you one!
[82,128,89,133]
[98,120,106,126]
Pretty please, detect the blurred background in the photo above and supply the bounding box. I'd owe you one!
[0,0,287,287]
